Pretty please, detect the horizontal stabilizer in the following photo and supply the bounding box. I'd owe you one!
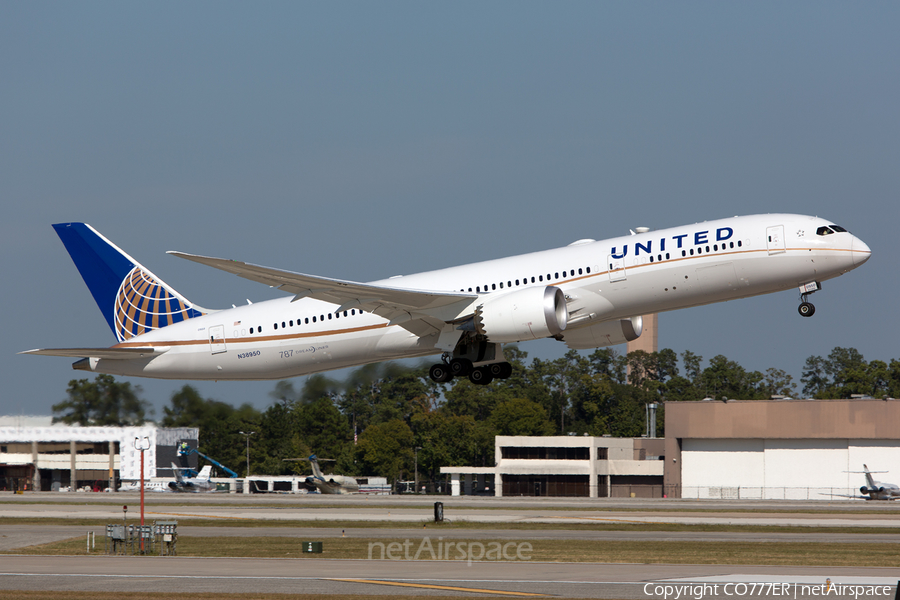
[19,347,164,359]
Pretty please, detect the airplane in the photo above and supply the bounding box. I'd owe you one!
[288,455,359,494]
[851,464,900,501]
[116,480,170,492]
[168,463,216,493]
[22,214,871,385]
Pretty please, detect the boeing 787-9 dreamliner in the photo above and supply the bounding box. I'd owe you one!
[23,214,870,385]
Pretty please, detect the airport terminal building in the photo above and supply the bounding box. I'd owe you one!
[0,417,198,492]
[441,435,665,497]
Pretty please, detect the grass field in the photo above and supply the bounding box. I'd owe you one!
[6,534,899,567]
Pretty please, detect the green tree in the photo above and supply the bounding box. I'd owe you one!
[489,398,555,436]
[355,419,414,484]
[52,374,150,426]
[161,385,259,477]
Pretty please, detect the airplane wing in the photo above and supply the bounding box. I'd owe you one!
[19,347,164,359]
[168,251,477,335]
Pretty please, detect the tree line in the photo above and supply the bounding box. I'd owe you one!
[52,346,900,484]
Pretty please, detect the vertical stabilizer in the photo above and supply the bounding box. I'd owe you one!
[53,223,204,342]
[863,464,877,490]
[309,455,325,479]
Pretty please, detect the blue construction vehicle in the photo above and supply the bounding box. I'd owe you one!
[176,442,239,478]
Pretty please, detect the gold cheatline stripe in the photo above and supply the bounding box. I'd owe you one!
[329,578,549,596]
[113,322,391,349]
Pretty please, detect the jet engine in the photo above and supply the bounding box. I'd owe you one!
[474,286,567,343]
[862,486,884,495]
[562,316,643,350]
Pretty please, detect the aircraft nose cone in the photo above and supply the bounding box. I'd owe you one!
[851,235,872,266]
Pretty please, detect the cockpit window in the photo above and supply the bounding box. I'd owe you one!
[817,225,848,236]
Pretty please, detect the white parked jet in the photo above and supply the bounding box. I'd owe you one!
[296,455,359,494]
[854,465,900,501]
[23,214,870,385]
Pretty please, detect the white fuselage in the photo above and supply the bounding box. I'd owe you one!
[89,214,870,380]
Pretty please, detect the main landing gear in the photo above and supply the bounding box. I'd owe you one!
[428,358,513,385]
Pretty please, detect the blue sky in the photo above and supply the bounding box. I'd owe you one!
[2,3,897,417]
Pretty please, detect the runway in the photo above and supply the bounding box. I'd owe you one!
[1,556,897,598]
[2,493,899,597]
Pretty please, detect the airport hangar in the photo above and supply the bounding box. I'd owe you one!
[442,397,900,498]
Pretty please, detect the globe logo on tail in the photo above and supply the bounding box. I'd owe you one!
[114,267,202,342]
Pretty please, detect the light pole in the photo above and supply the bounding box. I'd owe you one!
[414,446,422,494]
[239,431,255,477]
[133,436,150,552]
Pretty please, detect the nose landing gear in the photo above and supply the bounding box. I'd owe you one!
[798,301,815,317]
[797,281,820,317]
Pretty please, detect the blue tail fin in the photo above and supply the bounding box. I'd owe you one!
[53,223,204,342]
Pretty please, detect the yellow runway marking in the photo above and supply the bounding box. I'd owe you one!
[147,511,255,521]
[330,578,550,596]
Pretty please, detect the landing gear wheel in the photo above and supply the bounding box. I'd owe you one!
[449,358,473,377]
[469,366,493,386]
[429,363,453,383]
[798,302,815,317]
[488,362,513,379]
[497,362,513,379]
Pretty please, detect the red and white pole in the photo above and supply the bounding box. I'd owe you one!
[134,436,150,552]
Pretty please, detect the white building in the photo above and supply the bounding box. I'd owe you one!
[441,435,665,497]
[0,416,198,492]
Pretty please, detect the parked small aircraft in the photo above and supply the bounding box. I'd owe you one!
[168,463,216,493]
[853,464,900,500]
[286,455,359,494]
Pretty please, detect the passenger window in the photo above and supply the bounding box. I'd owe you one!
[499,282,504,289]
[274,323,278,330]
[586,267,590,273]
[250,327,254,334]
[282,321,286,328]
[738,241,742,247]
[328,313,332,320]
[578,268,583,275]
[312,316,316,323]
[539,275,543,282]
[492,283,496,290]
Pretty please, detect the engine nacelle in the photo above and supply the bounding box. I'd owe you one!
[475,286,567,343]
[562,316,643,350]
